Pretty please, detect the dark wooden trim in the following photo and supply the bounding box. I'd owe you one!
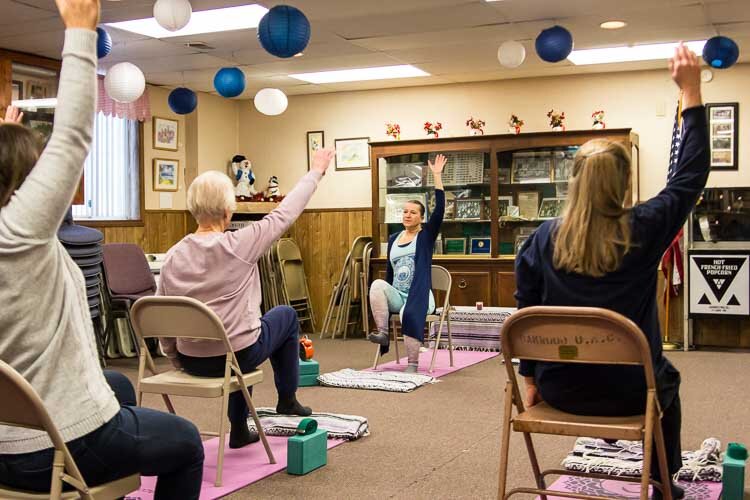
[139,121,146,221]
[368,128,634,147]
[79,219,145,228]
[0,49,61,71]
[303,207,370,213]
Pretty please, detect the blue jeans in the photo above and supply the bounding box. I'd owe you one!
[179,305,301,424]
[0,371,204,500]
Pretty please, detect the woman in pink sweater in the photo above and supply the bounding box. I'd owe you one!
[158,149,333,448]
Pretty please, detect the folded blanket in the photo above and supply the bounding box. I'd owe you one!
[427,306,515,352]
[246,408,369,441]
[563,437,722,482]
[318,368,435,393]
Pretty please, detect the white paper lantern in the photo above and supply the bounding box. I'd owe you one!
[497,40,526,68]
[254,88,288,116]
[153,0,192,32]
[104,62,146,103]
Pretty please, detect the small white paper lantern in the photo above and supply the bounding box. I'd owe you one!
[104,62,146,103]
[254,88,288,116]
[497,40,526,68]
[153,0,192,32]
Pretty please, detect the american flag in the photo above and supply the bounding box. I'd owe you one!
[661,100,684,297]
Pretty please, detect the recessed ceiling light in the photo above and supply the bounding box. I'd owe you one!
[568,40,706,65]
[289,65,430,84]
[106,4,268,39]
[600,20,627,30]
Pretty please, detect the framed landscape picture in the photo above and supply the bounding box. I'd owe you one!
[153,158,179,191]
[153,117,179,151]
[335,137,370,170]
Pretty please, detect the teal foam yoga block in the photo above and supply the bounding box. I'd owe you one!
[299,359,319,376]
[722,442,747,500]
[287,428,328,475]
[299,373,319,386]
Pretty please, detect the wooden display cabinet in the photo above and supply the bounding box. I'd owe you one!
[369,128,639,307]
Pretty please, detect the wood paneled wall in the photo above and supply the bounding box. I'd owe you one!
[82,210,195,253]
[287,208,372,328]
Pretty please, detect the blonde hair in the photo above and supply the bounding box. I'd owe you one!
[552,139,632,277]
[187,170,237,225]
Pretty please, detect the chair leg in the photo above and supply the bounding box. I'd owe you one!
[497,381,514,500]
[447,311,454,367]
[372,344,381,370]
[215,391,230,487]
[522,431,547,500]
[641,391,657,500]
[392,317,400,364]
[50,449,65,500]
[653,409,673,500]
[429,317,444,374]
[238,382,276,464]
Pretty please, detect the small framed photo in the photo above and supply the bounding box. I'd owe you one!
[470,237,491,255]
[153,117,179,151]
[499,167,511,184]
[153,158,180,191]
[11,80,23,101]
[455,198,483,220]
[538,197,565,219]
[444,237,467,255]
[306,130,324,171]
[335,137,370,170]
[498,195,514,217]
[706,102,738,170]
[511,151,552,184]
[514,234,530,255]
[553,148,576,182]
[517,191,540,220]
[25,80,50,100]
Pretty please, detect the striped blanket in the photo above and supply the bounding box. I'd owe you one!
[563,437,723,482]
[317,368,435,393]
[428,306,515,351]
[246,408,369,441]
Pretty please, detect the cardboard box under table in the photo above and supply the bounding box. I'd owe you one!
[299,358,319,386]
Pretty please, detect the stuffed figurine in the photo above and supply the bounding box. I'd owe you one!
[266,175,281,201]
[231,154,257,200]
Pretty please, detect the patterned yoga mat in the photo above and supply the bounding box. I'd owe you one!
[427,306,515,351]
[540,476,721,500]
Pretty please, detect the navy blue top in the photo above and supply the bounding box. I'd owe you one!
[515,106,709,388]
[383,189,445,353]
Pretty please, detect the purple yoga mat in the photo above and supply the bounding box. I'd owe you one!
[128,435,345,500]
[538,476,722,500]
[370,348,499,377]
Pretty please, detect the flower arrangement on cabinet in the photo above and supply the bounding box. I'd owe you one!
[465,116,485,135]
[547,109,565,131]
[592,110,606,129]
[424,121,443,138]
[508,114,524,134]
[386,122,401,140]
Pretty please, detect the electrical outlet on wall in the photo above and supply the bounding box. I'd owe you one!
[656,100,666,117]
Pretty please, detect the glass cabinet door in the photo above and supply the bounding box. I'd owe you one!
[497,146,578,255]
[378,150,491,257]
[691,188,750,245]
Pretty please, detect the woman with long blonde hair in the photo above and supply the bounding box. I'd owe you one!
[514,44,708,500]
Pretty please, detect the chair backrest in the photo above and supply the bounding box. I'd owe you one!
[276,238,302,262]
[102,243,156,295]
[500,306,656,389]
[130,296,232,351]
[430,265,452,311]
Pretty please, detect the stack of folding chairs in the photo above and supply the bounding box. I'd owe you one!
[275,238,316,333]
[57,207,106,365]
[321,236,372,339]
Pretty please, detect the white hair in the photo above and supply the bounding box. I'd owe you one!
[187,170,237,225]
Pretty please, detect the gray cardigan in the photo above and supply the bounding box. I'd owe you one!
[0,29,119,454]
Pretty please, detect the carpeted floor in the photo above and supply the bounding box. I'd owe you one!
[109,339,750,499]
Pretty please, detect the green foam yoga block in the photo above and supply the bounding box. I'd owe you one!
[287,419,327,475]
[299,373,319,386]
[299,359,319,376]
[722,442,748,500]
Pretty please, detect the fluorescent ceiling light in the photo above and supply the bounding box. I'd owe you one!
[600,20,627,30]
[289,65,429,84]
[12,98,57,109]
[106,4,268,39]
[568,40,706,65]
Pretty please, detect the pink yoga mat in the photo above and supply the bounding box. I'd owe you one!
[371,348,499,377]
[539,476,722,500]
[128,435,344,500]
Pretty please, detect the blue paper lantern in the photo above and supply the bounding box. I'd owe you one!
[96,27,112,59]
[213,67,246,98]
[703,36,739,69]
[257,5,311,58]
[168,87,197,114]
[535,25,574,63]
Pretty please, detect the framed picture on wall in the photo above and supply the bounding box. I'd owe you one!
[153,158,180,191]
[335,137,370,170]
[153,117,179,151]
[306,131,324,171]
[11,80,23,101]
[706,102,739,170]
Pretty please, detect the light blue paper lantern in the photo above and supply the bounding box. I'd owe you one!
[703,36,739,69]
[535,25,574,63]
[213,67,246,98]
[257,5,311,58]
[168,87,197,114]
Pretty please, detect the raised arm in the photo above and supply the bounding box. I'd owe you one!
[633,43,708,255]
[424,154,446,235]
[231,149,334,262]
[0,0,99,239]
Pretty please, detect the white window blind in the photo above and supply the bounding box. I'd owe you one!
[73,112,140,220]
